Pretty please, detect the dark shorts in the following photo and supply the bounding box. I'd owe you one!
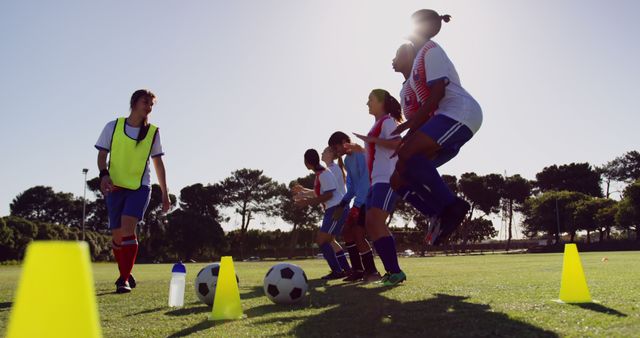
[321,205,349,235]
[419,114,473,168]
[106,185,151,229]
[366,183,398,214]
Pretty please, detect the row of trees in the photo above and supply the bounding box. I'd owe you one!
[3,151,639,261]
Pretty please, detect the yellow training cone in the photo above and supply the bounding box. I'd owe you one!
[7,241,102,338]
[558,243,592,303]
[210,256,243,320]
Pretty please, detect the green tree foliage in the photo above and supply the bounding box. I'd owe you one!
[165,209,226,261]
[522,191,589,243]
[535,163,602,197]
[277,174,323,258]
[500,175,532,250]
[10,186,84,227]
[219,169,281,257]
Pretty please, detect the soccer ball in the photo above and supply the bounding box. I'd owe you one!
[194,262,239,306]
[263,263,308,304]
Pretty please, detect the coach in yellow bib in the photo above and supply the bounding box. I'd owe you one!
[109,117,158,190]
[95,89,171,294]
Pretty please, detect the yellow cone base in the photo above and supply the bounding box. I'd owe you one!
[210,256,243,321]
[558,243,592,303]
[7,241,102,338]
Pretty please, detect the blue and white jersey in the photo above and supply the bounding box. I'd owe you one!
[341,152,369,208]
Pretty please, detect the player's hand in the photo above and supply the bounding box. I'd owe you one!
[100,176,114,196]
[391,120,414,136]
[347,206,360,224]
[161,193,171,213]
[291,184,305,195]
[353,133,377,144]
[331,205,345,221]
[344,143,365,153]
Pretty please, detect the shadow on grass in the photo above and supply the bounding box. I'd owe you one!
[165,305,211,316]
[240,286,265,300]
[126,306,166,317]
[571,303,627,317]
[252,283,559,337]
[167,318,238,337]
[0,302,12,311]
[96,291,116,296]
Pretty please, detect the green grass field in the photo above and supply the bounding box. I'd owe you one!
[1,251,639,337]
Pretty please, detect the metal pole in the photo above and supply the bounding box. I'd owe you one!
[555,197,561,244]
[82,168,89,241]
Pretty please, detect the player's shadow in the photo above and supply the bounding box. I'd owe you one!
[0,302,12,311]
[570,303,627,317]
[253,283,558,337]
[240,285,265,300]
[165,304,211,316]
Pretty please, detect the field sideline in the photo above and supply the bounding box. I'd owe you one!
[1,251,639,337]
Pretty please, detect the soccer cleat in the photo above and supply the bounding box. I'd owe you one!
[128,274,137,288]
[115,278,132,294]
[114,274,137,289]
[382,271,407,286]
[321,271,347,280]
[431,198,470,246]
[343,270,364,282]
[376,272,391,284]
[362,271,382,283]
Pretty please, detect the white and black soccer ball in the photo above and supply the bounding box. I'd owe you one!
[263,263,308,304]
[195,262,239,306]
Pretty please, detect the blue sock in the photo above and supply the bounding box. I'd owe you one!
[335,250,351,272]
[395,185,437,217]
[373,236,401,274]
[320,243,342,273]
[404,154,455,215]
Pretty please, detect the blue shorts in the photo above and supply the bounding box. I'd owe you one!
[321,205,349,235]
[419,114,473,168]
[106,185,151,229]
[366,183,398,214]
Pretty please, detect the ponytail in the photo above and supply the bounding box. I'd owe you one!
[371,89,403,123]
[304,149,324,172]
[337,156,346,184]
[441,14,452,23]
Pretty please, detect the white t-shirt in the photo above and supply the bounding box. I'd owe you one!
[327,163,346,197]
[318,169,343,209]
[410,40,483,134]
[366,116,399,185]
[95,119,164,187]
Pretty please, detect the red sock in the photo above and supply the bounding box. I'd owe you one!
[120,235,139,282]
[112,241,126,279]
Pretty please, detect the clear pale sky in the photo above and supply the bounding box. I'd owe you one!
[1,1,639,235]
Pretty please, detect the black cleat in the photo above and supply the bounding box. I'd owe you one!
[321,271,347,280]
[128,274,137,288]
[343,270,364,282]
[115,274,137,289]
[432,197,470,246]
[362,271,382,283]
[115,278,132,294]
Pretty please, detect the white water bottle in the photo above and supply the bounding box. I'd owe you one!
[168,261,186,307]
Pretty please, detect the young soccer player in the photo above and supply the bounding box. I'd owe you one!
[353,89,406,286]
[391,10,483,246]
[328,132,381,282]
[95,89,171,293]
[295,149,350,279]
